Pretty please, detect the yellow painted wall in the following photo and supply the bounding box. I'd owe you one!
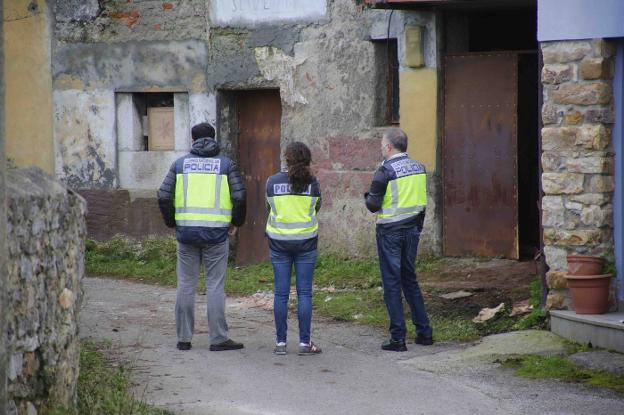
[4,0,54,174]
[399,69,438,172]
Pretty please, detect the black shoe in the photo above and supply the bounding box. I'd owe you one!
[177,342,192,351]
[209,339,244,351]
[381,339,407,352]
[415,334,434,346]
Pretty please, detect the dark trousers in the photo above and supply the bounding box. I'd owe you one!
[376,226,432,340]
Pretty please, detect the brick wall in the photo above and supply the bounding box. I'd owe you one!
[79,189,173,241]
[540,39,617,310]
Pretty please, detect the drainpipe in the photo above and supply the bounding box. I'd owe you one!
[536,46,548,309]
[614,39,624,311]
[0,3,8,412]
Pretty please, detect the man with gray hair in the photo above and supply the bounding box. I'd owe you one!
[365,127,433,351]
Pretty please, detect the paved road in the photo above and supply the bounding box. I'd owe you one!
[81,277,624,415]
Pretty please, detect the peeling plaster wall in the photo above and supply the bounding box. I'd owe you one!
[54,89,117,189]
[52,40,210,189]
[52,0,441,255]
[55,0,208,42]
[189,93,217,129]
[4,0,55,174]
[52,40,209,91]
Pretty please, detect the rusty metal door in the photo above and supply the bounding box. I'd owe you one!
[236,90,281,265]
[443,53,519,259]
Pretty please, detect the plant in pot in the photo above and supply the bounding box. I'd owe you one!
[565,254,613,314]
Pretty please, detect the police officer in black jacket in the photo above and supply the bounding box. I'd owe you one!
[158,123,246,351]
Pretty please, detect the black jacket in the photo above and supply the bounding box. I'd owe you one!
[364,153,425,232]
[157,138,246,244]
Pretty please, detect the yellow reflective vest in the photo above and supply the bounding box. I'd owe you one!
[174,157,233,228]
[377,156,427,224]
[265,174,320,241]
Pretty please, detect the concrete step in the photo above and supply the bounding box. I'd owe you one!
[550,310,624,353]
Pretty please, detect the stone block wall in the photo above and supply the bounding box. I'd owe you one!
[5,168,86,414]
[540,39,617,310]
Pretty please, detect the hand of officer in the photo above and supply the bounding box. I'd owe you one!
[228,226,238,237]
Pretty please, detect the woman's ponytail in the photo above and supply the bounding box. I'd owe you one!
[285,142,313,193]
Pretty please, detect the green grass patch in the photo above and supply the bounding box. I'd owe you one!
[51,341,171,415]
[503,355,624,394]
[86,237,178,287]
[314,290,483,342]
[227,261,274,295]
[513,279,547,331]
[86,237,445,293]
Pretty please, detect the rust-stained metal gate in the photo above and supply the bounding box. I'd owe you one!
[443,53,519,259]
[236,90,281,265]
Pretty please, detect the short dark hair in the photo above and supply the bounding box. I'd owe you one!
[191,123,215,140]
[384,128,408,152]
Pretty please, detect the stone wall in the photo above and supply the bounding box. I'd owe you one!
[5,168,86,414]
[540,39,617,310]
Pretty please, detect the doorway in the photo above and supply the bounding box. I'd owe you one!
[234,89,281,265]
[442,8,540,259]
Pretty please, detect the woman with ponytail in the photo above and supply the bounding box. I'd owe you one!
[265,142,322,355]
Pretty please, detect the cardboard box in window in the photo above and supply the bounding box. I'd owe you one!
[147,107,175,151]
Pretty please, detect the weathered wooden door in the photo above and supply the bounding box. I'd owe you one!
[236,90,281,265]
[443,53,519,259]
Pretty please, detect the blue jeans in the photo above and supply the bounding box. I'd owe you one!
[270,248,317,344]
[376,227,432,341]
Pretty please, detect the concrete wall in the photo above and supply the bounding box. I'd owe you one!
[49,0,444,255]
[538,0,624,41]
[4,0,55,174]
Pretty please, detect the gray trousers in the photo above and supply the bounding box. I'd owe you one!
[176,240,229,345]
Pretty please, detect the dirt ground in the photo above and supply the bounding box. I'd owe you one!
[418,258,537,318]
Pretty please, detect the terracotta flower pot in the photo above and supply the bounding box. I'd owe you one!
[567,255,604,276]
[565,274,613,314]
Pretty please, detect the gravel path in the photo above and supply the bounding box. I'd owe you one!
[80,277,624,415]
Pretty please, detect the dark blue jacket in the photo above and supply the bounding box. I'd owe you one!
[364,153,426,232]
[158,138,246,245]
[266,171,321,253]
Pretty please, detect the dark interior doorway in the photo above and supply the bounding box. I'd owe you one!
[443,7,540,259]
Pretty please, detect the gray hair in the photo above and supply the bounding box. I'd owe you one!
[383,128,408,152]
